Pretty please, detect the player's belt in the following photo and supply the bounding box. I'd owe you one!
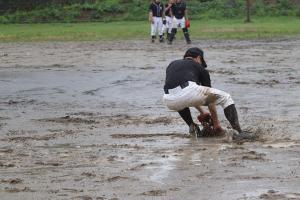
[164,81,190,94]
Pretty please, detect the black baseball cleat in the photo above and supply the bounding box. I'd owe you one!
[189,123,203,137]
[186,40,192,44]
[151,39,155,43]
[232,130,256,141]
[159,38,164,43]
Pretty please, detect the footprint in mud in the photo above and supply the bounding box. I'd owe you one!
[81,172,96,178]
[71,196,93,200]
[0,162,15,168]
[105,176,129,182]
[139,66,155,70]
[82,88,101,95]
[129,162,156,171]
[230,151,267,162]
[52,87,66,94]
[0,116,11,120]
[144,116,173,125]
[4,187,34,193]
[227,77,250,85]
[106,155,120,162]
[255,79,280,87]
[259,190,300,200]
[17,87,45,94]
[1,178,23,184]
[66,112,98,117]
[5,129,76,143]
[0,148,14,154]
[61,188,83,193]
[37,116,97,124]
[241,151,267,161]
[5,134,57,142]
[7,99,37,105]
[111,133,189,139]
[34,161,63,167]
[142,189,167,196]
[209,68,237,75]
[111,76,140,85]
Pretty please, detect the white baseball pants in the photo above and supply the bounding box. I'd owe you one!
[172,17,186,29]
[151,17,163,36]
[162,16,173,34]
[163,81,234,111]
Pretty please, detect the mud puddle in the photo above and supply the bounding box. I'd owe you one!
[0,39,300,199]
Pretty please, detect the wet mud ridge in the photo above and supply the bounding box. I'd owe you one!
[0,39,300,199]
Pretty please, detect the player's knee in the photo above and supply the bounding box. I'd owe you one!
[223,93,234,108]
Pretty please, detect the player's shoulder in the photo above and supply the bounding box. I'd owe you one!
[168,59,183,67]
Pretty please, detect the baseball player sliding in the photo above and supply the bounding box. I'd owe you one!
[149,0,165,43]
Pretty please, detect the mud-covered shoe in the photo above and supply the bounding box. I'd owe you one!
[232,130,256,141]
[189,123,203,137]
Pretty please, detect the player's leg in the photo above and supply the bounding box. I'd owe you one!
[166,16,173,40]
[178,107,201,137]
[178,107,193,126]
[151,18,156,43]
[158,18,164,43]
[199,86,255,140]
[162,18,167,39]
[154,17,159,42]
[181,18,191,44]
[168,17,178,44]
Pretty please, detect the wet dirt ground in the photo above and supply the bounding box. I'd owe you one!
[0,39,300,200]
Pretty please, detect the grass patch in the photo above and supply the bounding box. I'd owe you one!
[0,17,299,42]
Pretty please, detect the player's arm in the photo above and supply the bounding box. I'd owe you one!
[149,4,154,23]
[199,68,212,87]
[184,4,188,20]
[165,3,172,12]
[170,4,174,17]
[149,12,153,23]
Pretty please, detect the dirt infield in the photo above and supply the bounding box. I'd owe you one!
[0,39,300,200]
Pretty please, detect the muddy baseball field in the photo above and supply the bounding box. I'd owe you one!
[0,39,300,200]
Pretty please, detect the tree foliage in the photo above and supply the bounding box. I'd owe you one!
[0,0,299,23]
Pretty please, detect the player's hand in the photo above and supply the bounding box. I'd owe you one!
[163,19,167,25]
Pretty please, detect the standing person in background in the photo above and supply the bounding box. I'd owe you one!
[149,0,165,43]
[168,0,191,44]
[162,0,174,41]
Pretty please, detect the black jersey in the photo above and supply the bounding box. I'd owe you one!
[165,3,171,17]
[149,2,164,17]
[171,2,186,19]
[164,58,211,90]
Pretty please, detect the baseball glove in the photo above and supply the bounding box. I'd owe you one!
[197,113,225,137]
[185,19,190,28]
